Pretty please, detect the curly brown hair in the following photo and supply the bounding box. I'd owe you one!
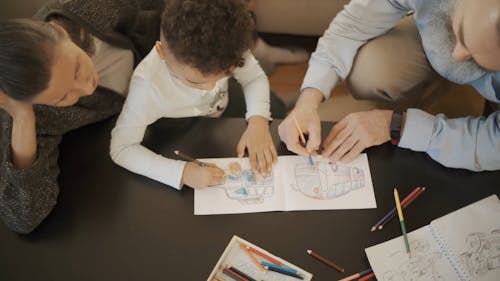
[161,0,254,75]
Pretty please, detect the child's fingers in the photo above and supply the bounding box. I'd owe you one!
[248,150,258,174]
[263,148,274,174]
[256,150,268,175]
[236,138,246,158]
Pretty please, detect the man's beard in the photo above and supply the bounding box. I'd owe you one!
[423,0,488,84]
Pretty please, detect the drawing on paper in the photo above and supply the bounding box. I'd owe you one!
[381,239,445,281]
[216,161,274,205]
[460,228,500,278]
[291,161,365,199]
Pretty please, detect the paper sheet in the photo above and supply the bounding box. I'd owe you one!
[195,154,376,215]
[365,195,500,281]
[366,225,459,281]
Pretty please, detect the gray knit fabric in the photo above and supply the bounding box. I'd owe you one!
[0,0,162,233]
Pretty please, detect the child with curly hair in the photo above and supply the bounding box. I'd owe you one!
[110,0,284,189]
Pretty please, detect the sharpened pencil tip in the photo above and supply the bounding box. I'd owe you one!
[306,250,312,254]
[370,226,376,232]
[174,150,179,155]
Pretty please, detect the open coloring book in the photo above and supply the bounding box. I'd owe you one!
[194,154,376,215]
[365,195,500,281]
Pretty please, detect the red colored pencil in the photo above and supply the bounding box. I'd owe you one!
[222,267,249,281]
[307,250,344,273]
[377,187,426,230]
[370,187,420,231]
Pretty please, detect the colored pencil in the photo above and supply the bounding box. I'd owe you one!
[378,186,427,230]
[239,243,266,271]
[264,265,304,279]
[292,113,314,166]
[358,272,376,281]
[246,245,283,266]
[370,187,422,231]
[173,150,209,167]
[261,261,298,275]
[394,188,411,255]
[338,268,373,281]
[306,250,344,273]
[222,267,249,281]
[229,266,256,281]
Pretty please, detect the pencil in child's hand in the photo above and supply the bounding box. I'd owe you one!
[174,150,208,167]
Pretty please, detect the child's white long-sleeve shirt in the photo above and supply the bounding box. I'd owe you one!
[110,48,271,189]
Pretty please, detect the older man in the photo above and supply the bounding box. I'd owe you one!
[279,0,500,171]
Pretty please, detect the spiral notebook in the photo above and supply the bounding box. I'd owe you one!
[365,195,500,281]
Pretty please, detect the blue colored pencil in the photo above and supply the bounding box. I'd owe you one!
[264,265,304,280]
[261,261,298,275]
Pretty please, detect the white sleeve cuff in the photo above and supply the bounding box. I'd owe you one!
[398,108,435,152]
[148,155,187,190]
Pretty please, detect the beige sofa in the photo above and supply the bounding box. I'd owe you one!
[254,0,347,36]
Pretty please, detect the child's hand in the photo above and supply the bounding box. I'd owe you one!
[182,162,225,189]
[237,116,277,177]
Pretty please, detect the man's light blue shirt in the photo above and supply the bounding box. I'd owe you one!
[303,0,500,171]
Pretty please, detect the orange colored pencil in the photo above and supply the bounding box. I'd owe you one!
[239,243,266,271]
[246,245,283,266]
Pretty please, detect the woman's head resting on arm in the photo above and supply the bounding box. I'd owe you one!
[0,19,98,107]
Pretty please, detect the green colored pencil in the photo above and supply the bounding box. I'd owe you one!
[394,188,411,255]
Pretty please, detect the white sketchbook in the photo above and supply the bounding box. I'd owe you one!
[207,235,313,281]
[365,195,500,281]
[194,154,376,215]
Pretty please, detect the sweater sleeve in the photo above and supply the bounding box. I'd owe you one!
[302,0,409,99]
[399,109,500,171]
[0,90,123,234]
[110,78,187,189]
[232,51,271,120]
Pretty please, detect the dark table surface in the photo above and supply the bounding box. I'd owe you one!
[1,117,499,281]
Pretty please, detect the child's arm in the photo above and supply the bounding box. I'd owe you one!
[232,52,277,176]
[110,78,224,189]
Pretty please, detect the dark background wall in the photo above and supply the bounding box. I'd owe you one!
[0,0,47,19]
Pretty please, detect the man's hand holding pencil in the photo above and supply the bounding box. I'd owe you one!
[278,89,322,157]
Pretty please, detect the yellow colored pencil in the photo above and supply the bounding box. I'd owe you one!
[394,188,411,255]
[292,113,314,166]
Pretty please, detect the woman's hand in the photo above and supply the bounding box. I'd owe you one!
[0,91,37,169]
